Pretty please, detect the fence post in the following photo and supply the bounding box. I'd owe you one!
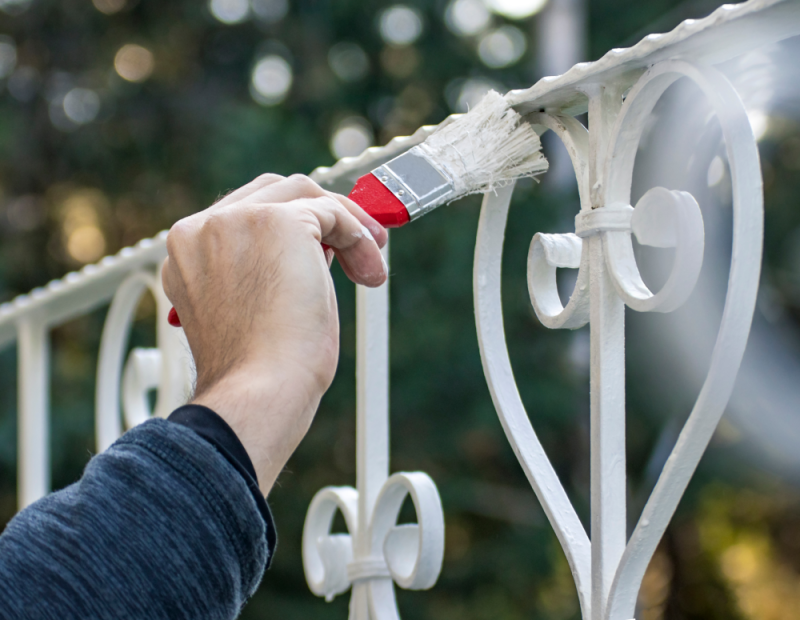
[17,317,50,509]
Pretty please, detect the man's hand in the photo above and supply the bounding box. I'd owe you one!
[162,174,387,493]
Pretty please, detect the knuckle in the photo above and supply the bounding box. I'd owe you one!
[160,260,174,295]
[166,218,193,253]
[255,172,283,185]
[287,174,320,194]
[199,210,228,238]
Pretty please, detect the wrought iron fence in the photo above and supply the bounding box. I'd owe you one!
[1,1,798,618]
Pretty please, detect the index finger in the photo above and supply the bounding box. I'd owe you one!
[324,189,388,250]
[245,175,388,249]
[208,173,285,212]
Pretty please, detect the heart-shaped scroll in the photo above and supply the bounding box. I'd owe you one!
[474,59,763,620]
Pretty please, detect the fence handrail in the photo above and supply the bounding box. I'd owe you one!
[1,0,794,355]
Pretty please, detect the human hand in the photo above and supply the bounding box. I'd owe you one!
[162,174,387,493]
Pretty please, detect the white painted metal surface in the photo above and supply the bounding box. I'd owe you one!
[0,0,795,618]
[17,318,49,509]
[474,56,764,620]
[302,244,445,619]
[96,268,192,452]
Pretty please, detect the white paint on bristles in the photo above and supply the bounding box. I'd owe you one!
[414,90,548,199]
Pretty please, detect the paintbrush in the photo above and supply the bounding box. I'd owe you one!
[167,90,547,327]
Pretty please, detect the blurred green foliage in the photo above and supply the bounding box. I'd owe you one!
[1,1,800,619]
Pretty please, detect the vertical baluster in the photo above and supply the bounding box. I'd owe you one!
[351,240,390,620]
[586,85,627,620]
[17,317,50,509]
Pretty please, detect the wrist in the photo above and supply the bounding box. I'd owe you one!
[191,365,319,493]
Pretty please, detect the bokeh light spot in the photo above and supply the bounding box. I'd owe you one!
[0,0,33,15]
[251,0,288,23]
[380,46,420,79]
[63,88,101,125]
[50,103,77,132]
[447,77,503,112]
[209,0,249,24]
[329,42,369,82]
[445,0,491,37]
[8,66,39,102]
[478,25,526,68]
[748,109,769,140]
[485,0,548,19]
[67,226,106,264]
[330,117,374,159]
[6,195,45,231]
[60,189,109,264]
[114,44,155,83]
[379,5,423,47]
[0,35,17,79]
[92,0,126,15]
[250,55,292,105]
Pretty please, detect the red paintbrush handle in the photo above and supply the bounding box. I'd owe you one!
[322,173,408,252]
[349,173,410,227]
[169,173,408,328]
[168,307,182,327]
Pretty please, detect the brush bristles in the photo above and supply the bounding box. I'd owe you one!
[414,90,548,201]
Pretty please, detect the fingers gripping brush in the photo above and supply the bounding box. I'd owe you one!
[167,91,547,327]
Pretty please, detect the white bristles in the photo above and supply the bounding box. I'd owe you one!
[414,90,548,200]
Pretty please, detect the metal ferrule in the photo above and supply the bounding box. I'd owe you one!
[372,148,456,221]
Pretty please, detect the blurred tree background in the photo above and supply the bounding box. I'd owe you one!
[1,0,800,619]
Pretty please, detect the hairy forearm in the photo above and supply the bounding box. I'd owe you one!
[192,365,321,493]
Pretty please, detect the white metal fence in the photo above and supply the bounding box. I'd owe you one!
[1,1,798,619]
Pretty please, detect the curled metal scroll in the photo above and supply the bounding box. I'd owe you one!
[303,486,360,601]
[95,267,192,452]
[302,472,444,617]
[603,60,763,620]
[525,113,591,330]
[122,347,163,430]
[475,60,762,620]
[603,187,704,313]
[474,112,594,619]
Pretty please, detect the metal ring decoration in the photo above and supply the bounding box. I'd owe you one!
[368,472,444,591]
[301,472,444,614]
[95,270,159,452]
[527,232,587,329]
[122,347,163,430]
[524,113,592,330]
[95,266,191,452]
[473,112,595,619]
[302,486,359,602]
[604,186,705,313]
[601,60,763,620]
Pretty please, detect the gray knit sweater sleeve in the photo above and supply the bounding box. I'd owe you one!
[0,418,271,619]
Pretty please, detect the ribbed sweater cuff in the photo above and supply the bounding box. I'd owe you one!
[167,404,277,568]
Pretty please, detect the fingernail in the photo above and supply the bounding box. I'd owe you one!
[380,253,388,275]
[361,224,374,241]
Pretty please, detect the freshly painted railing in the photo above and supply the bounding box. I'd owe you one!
[0,1,798,619]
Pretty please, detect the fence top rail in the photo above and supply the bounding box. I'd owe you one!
[0,0,795,350]
[0,234,168,350]
[508,0,799,115]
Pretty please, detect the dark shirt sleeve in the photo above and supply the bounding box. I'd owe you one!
[0,413,276,620]
[167,404,277,560]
